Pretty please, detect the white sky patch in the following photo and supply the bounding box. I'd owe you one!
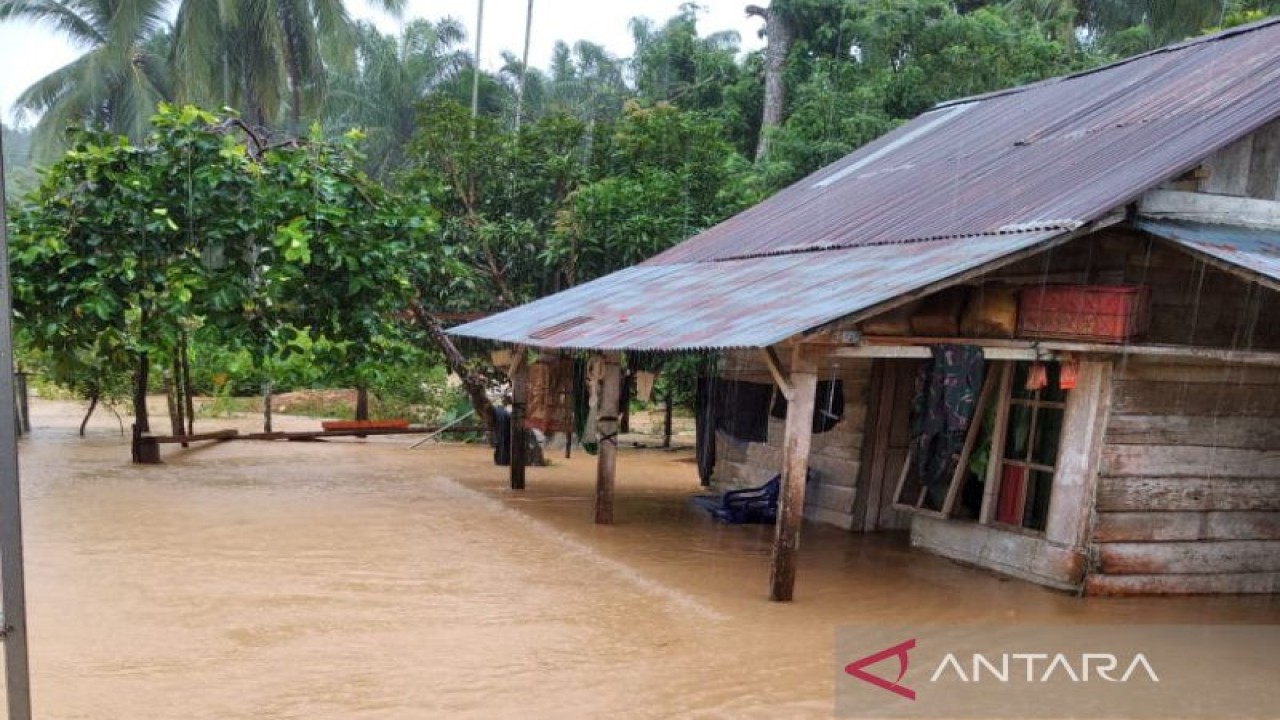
[0,0,765,124]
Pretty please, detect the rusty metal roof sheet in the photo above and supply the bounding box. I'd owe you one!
[452,18,1280,351]
[1137,219,1280,290]
[651,17,1280,264]
[449,231,1060,350]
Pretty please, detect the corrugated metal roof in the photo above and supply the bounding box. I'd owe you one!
[452,18,1280,351]
[1137,219,1280,290]
[650,17,1280,264]
[450,231,1061,350]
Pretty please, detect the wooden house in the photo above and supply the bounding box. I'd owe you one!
[451,19,1280,599]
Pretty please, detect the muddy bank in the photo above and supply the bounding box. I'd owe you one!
[5,399,1277,719]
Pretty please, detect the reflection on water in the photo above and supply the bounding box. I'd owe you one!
[6,400,1277,719]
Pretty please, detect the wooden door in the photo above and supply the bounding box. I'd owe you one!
[856,360,921,531]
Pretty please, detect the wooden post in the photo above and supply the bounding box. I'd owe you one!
[509,350,528,491]
[594,352,622,524]
[662,388,673,449]
[768,346,819,602]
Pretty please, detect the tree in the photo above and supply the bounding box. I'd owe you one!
[170,0,407,131]
[760,0,1085,186]
[0,0,172,159]
[549,101,757,285]
[9,104,432,451]
[323,18,469,180]
[746,2,793,161]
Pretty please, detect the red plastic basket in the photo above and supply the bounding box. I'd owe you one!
[1017,285,1151,343]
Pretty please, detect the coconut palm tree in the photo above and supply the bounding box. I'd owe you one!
[170,0,406,132]
[324,18,469,179]
[0,0,172,158]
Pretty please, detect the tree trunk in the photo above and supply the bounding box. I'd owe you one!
[262,381,273,433]
[180,333,195,436]
[355,385,370,420]
[747,3,794,162]
[164,370,182,440]
[79,389,99,438]
[354,384,370,438]
[408,300,497,431]
[134,353,150,433]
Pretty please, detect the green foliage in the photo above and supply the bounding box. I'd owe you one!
[401,98,593,308]
[9,103,434,413]
[762,0,1090,185]
[550,101,758,284]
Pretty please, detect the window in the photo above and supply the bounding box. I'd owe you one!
[893,359,1070,534]
[990,362,1068,532]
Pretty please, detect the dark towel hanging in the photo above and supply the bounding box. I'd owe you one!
[769,379,845,434]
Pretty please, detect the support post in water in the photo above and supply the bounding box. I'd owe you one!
[509,348,528,491]
[768,345,819,602]
[594,352,622,524]
[0,109,35,720]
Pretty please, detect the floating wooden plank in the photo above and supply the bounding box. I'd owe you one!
[239,426,485,441]
[1097,540,1280,574]
[1101,445,1280,478]
[1093,511,1280,542]
[150,429,239,444]
[1096,477,1280,512]
[1086,572,1280,595]
[1106,414,1280,450]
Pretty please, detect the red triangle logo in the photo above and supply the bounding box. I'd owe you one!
[844,638,917,701]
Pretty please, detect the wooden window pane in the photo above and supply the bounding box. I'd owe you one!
[1023,470,1055,531]
[1003,403,1032,461]
[1031,407,1064,467]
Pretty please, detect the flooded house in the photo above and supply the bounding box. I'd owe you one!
[450,18,1280,599]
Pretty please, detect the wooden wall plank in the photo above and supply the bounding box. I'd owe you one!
[1111,380,1280,416]
[1113,360,1280,385]
[1101,445,1280,478]
[1201,136,1253,196]
[1086,572,1280,595]
[1093,511,1280,542]
[1097,540,1280,574]
[1246,118,1280,200]
[1046,360,1112,547]
[1106,414,1280,450]
[911,516,1085,589]
[1096,477,1280,512]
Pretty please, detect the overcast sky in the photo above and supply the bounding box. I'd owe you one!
[0,0,765,125]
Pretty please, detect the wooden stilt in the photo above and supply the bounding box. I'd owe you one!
[768,346,819,602]
[594,352,622,524]
[510,350,528,491]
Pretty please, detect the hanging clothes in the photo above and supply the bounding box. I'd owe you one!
[910,344,986,508]
[769,379,845,434]
[491,406,512,466]
[695,376,717,485]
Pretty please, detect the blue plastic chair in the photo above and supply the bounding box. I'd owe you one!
[692,475,782,524]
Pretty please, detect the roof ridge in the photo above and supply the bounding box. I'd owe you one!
[690,223,1082,264]
[934,14,1280,111]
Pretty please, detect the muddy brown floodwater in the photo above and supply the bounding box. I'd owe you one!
[4,399,1278,719]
